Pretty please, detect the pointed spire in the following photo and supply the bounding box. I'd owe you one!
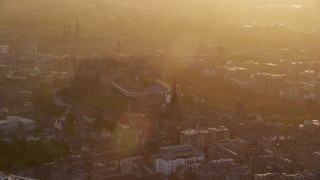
[117,41,122,53]
[173,77,177,94]
[62,25,66,40]
[67,24,71,34]
[75,18,81,39]
[76,18,80,30]
[169,77,181,125]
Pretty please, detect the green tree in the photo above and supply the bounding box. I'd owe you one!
[0,139,69,171]
[33,84,65,117]
[93,114,115,131]
[64,113,76,135]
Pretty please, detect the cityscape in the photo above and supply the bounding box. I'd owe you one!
[0,0,320,179]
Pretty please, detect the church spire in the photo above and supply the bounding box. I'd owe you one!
[62,25,66,39]
[75,18,81,39]
[67,24,71,35]
[169,77,182,124]
[173,77,177,94]
[76,18,79,30]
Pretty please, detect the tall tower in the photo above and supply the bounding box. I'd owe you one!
[116,41,122,53]
[62,25,66,40]
[169,78,182,124]
[75,18,81,39]
[67,24,71,37]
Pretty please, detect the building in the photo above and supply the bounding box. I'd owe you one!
[312,151,320,170]
[111,79,170,108]
[208,146,245,163]
[176,159,253,180]
[127,113,150,134]
[100,129,111,138]
[54,119,64,131]
[180,126,230,152]
[0,116,37,134]
[143,80,170,94]
[0,172,36,180]
[293,148,320,171]
[75,18,81,39]
[255,173,307,180]
[90,156,160,180]
[24,43,37,54]
[219,138,249,156]
[257,136,296,157]
[0,45,9,54]
[0,117,18,133]
[152,144,204,176]
[43,155,87,180]
[169,78,182,124]
[253,148,295,173]
[18,116,37,132]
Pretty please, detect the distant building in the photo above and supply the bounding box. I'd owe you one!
[0,172,36,180]
[90,156,160,180]
[293,148,320,171]
[100,129,111,138]
[180,126,230,152]
[127,113,150,134]
[169,78,182,124]
[54,119,64,131]
[301,118,320,128]
[75,60,101,84]
[250,73,286,95]
[0,116,37,134]
[152,144,204,176]
[62,19,81,42]
[0,117,18,133]
[176,159,253,180]
[255,173,306,180]
[0,45,9,54]
[219,138,249,156]
[24,43,37,54]
[43,155,87,180]
[18,116,37,132]
[257,136,295,157]
[312,151,320,170]
[111,79,171,108]
[254,148,295,173]
[208,146,245,163]
[75,18,81,39]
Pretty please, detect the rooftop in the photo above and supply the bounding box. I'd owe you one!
[181,129,200,136]
[157,144,203,161]
[7,116,35,124]
[181,126,229,136]
[160,144,193,152]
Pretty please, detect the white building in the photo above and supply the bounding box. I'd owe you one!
[0,116,37,134]
[54,119,64,130]
[153,144,204,176]
[0,172,36,180]
[17,117,37,132]
[83,114,95,123]
[101,129,111,138]
[0,117,18,133]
